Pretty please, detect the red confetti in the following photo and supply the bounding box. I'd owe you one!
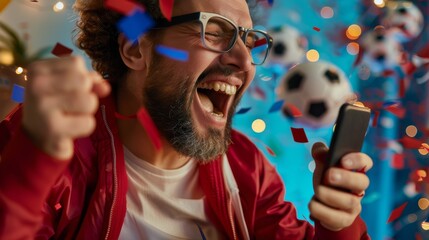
[384,105,405,118]
[159,0,174,21]
[387,202,408,223]
[291,127,308,143]
[51,42,73,57]
[313,26,320,32]
[54,203,62,211]
[254,38,268,48]
[265,145,276,157]
[137,108,162,150]
[391,153,404,169]
[372,110,380,127]
[398,137,422,149]
[104,0,144,15]
[284,103,302,118]
[399,78,405,98]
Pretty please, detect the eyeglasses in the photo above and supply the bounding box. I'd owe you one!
[154,12,273,65]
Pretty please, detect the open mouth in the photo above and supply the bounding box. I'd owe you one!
[196,81,238,118]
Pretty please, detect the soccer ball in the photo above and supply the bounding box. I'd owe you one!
[265,25,308,68]
[381,1,424,42]
[360,27,403,74]
[277,61,353,128]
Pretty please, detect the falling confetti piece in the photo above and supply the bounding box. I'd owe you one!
[283,103,302,117]
[0,0,11,12]
[117,11,154,42]
[11,84,24,103]
[387,202,408,223]
[137,108,162,150]
[155,45,189,61]
[291,127,308,143]
[51,43,73,57]
[371,111,379,127]
[313,26,320,32]
[398,136,422,149]
[268,100,284,113]
[159,0,174,21]
[251,86,266,100]
[236,107,251,115]
[384,104,405,118]
[391,153,404,169]
[104,0,144,15]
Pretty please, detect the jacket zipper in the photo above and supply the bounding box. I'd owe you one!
[101,105,119,240]
[228,189,237,240]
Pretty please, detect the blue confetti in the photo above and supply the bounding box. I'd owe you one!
[236,107,251,114]
[155,45,189,62]
[382,100,401,108]
[11,84,24,103]
[268,99,284,113]
[117,10,154,42]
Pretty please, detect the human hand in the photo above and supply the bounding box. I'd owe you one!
[23,56,111,160]
[309,142,373,231]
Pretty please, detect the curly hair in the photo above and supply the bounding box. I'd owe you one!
[73,0,264,82]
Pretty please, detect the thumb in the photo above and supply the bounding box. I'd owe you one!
[311,142,329,187]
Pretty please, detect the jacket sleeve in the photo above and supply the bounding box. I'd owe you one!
[0,109,70,239]
[254,149,370,239]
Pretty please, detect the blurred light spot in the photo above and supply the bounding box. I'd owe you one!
[346,24,362,40]
[422,221,429,230]
[24,75,28,81]
[308,160,315,173]
[358,65,371,80]
[320,6,334,19]
[353,101,365,107]
[306,49,319,62]
[419,143,429,155]
[15,67,24,74]
[53,1,64,12]
[0,51,13,65]
[252,119,266,133]
[417,170,427,181]
[374,0,385,8]
[418,198,429,210]
[380,117,394,128]
[346,42,359,55]
[407,214,417,223]
[405,125,417,137]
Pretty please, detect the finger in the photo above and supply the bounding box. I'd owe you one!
[309,198,359,231]
[311,142,329,163]
[341,152,373,172]
[314,185,362,212]
[28,56,92,95]
[91,73,111,98]
[325,167,370,192]
[56,92,99,114]
[58,115,96,139]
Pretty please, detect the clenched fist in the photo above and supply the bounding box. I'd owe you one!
[23,56,111,160]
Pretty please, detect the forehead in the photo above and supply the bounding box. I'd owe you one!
[173,0,253,28]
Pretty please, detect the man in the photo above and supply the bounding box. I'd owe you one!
[0,0,373,239]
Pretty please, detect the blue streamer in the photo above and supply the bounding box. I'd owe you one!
[117,10,154,42]
[268,99,284,113]
[236,107,251,114]
[155,45,189,62]
[11,84,24,103]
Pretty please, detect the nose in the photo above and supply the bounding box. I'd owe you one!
[219,36,253,72]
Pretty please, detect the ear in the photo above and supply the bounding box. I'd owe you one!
[118,34,148,71]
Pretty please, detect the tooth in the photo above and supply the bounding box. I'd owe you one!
[232,86,237,94]
[220,84,226,92]
[214,83,220,91]
[225,85,231,94]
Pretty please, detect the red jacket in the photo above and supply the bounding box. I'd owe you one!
[0,95,369,240]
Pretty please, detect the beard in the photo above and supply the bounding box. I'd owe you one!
[142,55,241,162]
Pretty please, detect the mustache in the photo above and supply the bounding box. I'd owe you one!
[197,65,243,84]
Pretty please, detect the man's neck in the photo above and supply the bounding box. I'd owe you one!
[115,75,191,170]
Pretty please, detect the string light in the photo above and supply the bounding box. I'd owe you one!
[252,119,266,133]
[53,1,64,12]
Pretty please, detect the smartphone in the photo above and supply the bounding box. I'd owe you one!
[325,103,371,169]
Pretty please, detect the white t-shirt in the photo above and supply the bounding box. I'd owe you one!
[118,147,221,240]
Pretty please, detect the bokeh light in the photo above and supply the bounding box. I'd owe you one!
[252,119,266,133]
[306,49,319,62]
[320,6,334,19]
[0,51,14,65]
[419,143,429,155]
[15,67,24,74]
[373,0,385,8]
[421,221,429,230]
[418,198,429,210]
[53,1,64,12]
[346,42,359,55]
[405,125,418,137]
[346,24,362,40]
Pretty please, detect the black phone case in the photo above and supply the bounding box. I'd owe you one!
[326,103,371,169]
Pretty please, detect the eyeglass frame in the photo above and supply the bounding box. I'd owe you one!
[153,11,273,65]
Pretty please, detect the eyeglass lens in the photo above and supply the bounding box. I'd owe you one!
[203,16,270,65]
